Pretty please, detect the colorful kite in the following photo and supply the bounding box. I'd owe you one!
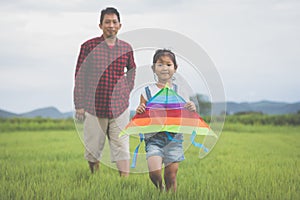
[119,85,217,168]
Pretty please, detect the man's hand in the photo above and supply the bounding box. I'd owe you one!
[75,108,86,121]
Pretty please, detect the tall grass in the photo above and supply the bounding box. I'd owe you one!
[0,125,299,199]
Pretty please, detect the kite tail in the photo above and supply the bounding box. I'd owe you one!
[165,132,183,143]
[191,130,209,152]
[131,133,144,168]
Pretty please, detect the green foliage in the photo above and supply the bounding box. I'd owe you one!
[225,113,300,126]
[1,112,300,134]
[0,117,75,132]
[0,127,299,199]
[190,94,211,116]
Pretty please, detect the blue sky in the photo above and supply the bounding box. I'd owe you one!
[0,0,299,113]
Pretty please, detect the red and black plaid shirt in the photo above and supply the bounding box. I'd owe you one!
[74,35,136,118]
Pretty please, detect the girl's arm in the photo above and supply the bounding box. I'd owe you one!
[136,95,147,114]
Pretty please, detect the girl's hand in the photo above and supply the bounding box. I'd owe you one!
[136,103,146,114]
[184,101,196,112]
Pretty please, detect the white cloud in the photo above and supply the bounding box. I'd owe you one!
[0,0,300,113]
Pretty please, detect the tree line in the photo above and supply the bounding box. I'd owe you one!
[0,117,75,132]
[0,113,299,132]
[224,112,300,126]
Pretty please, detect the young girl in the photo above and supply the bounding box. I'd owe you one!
[136,49,196,192]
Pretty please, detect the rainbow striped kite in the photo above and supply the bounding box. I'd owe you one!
[120,85,218,168]
[120,85,217,168]
[120,85,216,137]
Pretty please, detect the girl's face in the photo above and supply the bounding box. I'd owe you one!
[153,55,176,83]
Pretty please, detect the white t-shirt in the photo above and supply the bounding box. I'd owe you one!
[141,83,189,138]
[141,83,190,102]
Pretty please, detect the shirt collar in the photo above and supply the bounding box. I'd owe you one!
[99,35,120,47]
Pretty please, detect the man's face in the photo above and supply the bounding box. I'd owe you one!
[99,14,121,39]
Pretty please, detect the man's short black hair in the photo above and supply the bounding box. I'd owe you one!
[100,7,120,24]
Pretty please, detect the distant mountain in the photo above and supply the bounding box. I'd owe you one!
[0,107,73,119]
[0,109,20,118]
[61,111,74,118]
[20,107,70,118]
[0,101,299,119]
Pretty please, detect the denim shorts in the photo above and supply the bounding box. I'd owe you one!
[144,132,185,165]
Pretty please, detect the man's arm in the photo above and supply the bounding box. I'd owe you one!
[125,48,136,92]
[74,44,89,111]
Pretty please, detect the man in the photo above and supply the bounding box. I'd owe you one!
[74,7,136,176]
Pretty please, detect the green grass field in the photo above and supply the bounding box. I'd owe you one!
[0,124,299,199]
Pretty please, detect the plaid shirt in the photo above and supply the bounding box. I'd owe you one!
[74,35,136,118]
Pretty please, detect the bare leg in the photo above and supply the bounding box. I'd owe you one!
[88,161,100,174]
[164,162,179,192]
[116,159,130,177]
[147,156,164,191]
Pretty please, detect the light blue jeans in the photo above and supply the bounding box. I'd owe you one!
[144,132,184,165]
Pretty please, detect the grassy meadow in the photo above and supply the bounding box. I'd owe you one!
[0,121,299,199]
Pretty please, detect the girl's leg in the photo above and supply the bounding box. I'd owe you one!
[164,162,179,192]
[147,156,164,191]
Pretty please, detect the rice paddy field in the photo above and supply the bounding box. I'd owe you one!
[0,123,299,199]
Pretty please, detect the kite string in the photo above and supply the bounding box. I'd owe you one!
[165,132,183,143]
[190,130,209,152]
[131,133,144,168]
